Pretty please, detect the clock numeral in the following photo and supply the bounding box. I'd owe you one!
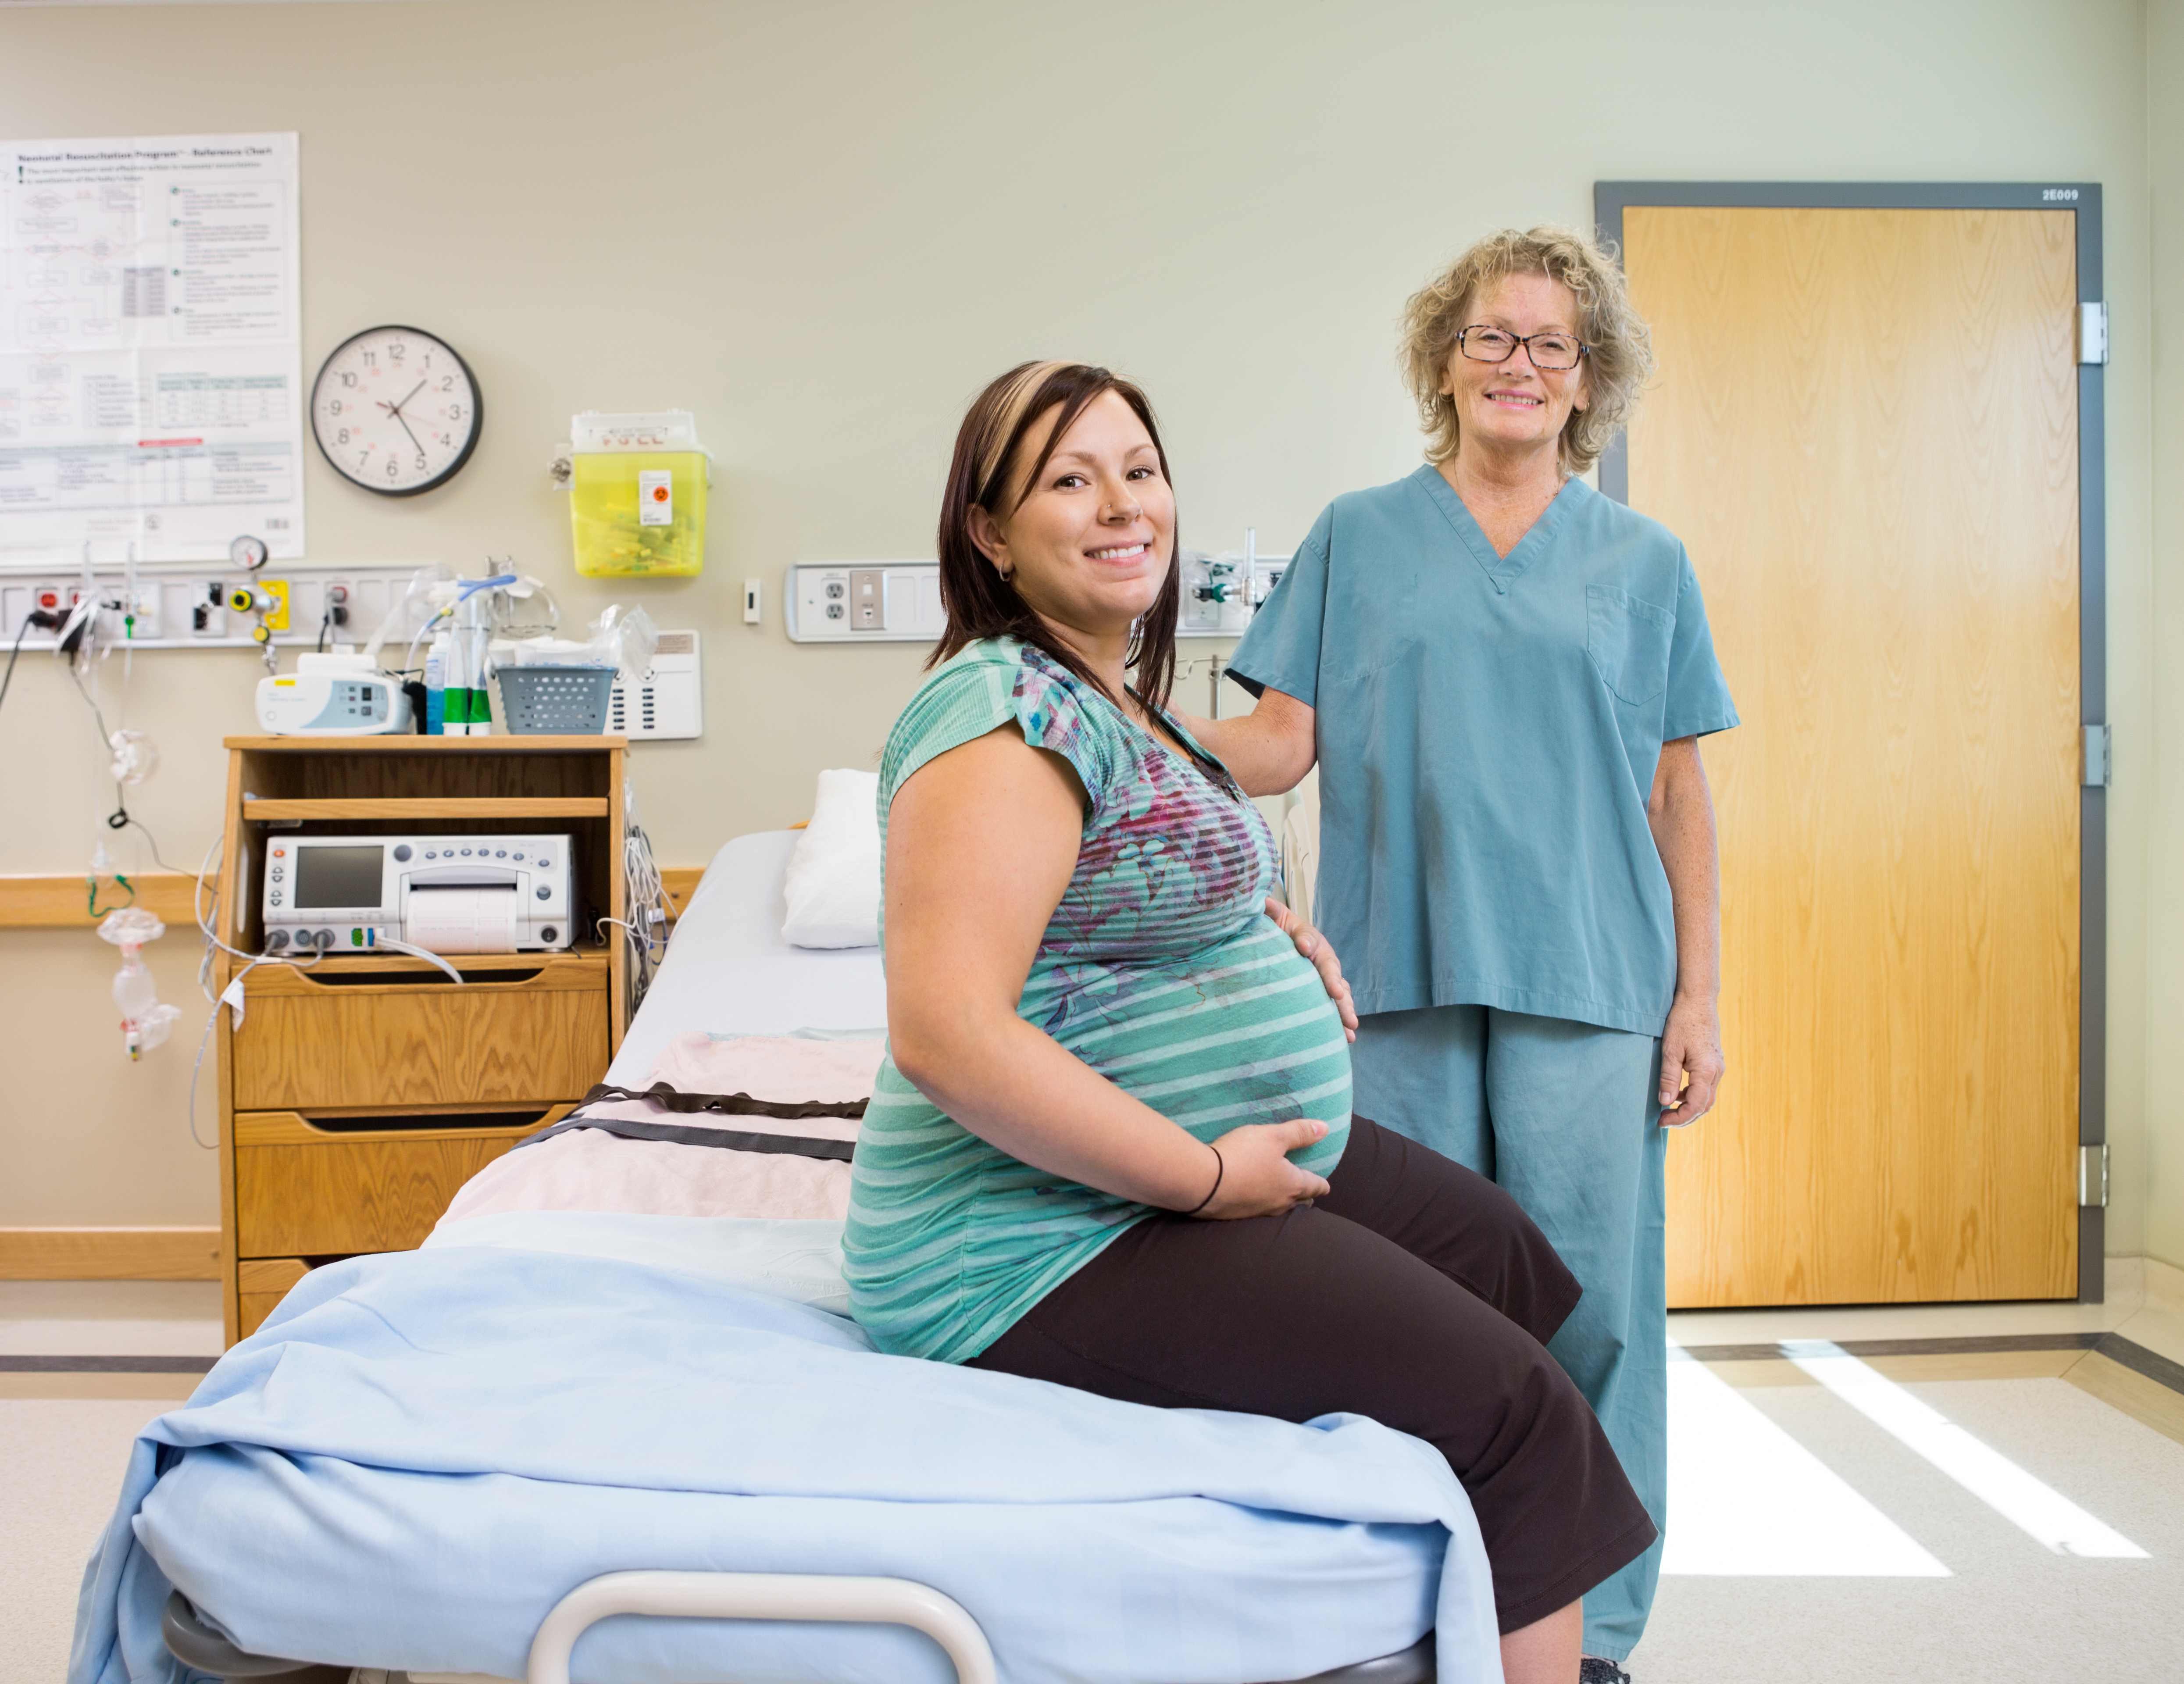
[339,371,356,388]
[361,350,376,368]
[327,399,342,415]
[387,459,401,479]
[389,341,407,361]
[416,451,428,471]
[440,376,454,391]
[357,451,370,467]
[337,428,350,446]
[447,403,463,420]
[438,434,451,447]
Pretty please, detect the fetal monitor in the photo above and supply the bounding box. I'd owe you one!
[261,834,575,955]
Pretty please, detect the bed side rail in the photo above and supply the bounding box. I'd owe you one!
[523,1570,998,1684]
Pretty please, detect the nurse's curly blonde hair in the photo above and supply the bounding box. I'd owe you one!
[1401,224,1654,475]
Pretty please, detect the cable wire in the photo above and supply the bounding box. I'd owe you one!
[0,613,40,718]
[108,813,187,874]
[598,803,672,1025]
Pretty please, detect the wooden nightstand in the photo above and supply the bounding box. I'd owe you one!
[212,735,629,1343]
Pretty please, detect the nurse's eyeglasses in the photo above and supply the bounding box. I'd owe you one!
[1455,327,1587,372]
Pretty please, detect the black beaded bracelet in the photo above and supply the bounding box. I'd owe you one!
[1184,1142,1224,1217]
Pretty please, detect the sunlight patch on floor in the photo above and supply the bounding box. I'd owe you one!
[1780,1340,2148,1560]
[1662,1343,1948,1577]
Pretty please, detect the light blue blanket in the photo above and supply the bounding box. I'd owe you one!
[71,1248,1497,1684]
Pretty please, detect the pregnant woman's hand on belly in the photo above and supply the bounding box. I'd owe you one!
[1195,1119,1335,1219]
[1263,898,1358,1043]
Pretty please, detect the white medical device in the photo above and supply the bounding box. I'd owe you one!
[255,652,414,735]
[260,834,575,955]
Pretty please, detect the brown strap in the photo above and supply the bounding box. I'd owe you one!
[576,1081,867,1120]
[516,1114,854,1161]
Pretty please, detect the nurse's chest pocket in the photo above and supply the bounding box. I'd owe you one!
[1585,585,1675,707]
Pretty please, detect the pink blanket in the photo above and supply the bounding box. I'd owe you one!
[438,1033,883,1226]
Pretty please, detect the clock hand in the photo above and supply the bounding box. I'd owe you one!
[385,379,427,417]
[390,408,428,455]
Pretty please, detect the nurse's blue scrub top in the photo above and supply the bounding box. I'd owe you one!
[1228,465,1738,1038]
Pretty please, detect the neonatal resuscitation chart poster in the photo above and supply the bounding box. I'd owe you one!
[0,133,305,568]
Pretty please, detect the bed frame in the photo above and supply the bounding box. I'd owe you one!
[161,1571,1436,1684]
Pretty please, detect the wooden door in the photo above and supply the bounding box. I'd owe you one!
[1624,206,2081,1306]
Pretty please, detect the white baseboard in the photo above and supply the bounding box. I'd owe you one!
[2141,1254,2184,1314]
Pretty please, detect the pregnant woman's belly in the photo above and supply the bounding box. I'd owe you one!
[847,916,1352,1362]
[1035,916,1354,1176]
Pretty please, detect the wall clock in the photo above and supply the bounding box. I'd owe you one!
[310,325,482,496]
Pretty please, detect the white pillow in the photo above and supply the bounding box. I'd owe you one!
[780,768,882,949]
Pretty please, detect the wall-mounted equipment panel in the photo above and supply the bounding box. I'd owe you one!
[785,562,946,643]
[0,565,433,653]
[783,551,1295,645]
[607,629,702,740]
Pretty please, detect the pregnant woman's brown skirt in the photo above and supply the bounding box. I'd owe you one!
[968,1116,1657,1635]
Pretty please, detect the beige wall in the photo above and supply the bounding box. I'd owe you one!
[2146,0,2184,1272]
[0,0,2162,1255]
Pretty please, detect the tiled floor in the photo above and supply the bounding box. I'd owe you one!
[6,1270,2183,1683]
[0,1282,214,1681]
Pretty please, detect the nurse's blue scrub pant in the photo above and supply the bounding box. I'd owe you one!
[1352,1006,1667,1664]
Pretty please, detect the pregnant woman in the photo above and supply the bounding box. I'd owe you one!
[845,359,1657,1684]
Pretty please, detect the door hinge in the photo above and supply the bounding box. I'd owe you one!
[2083,724,2111,788]
[2079,301,2109,366]
[2079,1142,2109,1209]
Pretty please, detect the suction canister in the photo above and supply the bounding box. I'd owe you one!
[567,409,710,578]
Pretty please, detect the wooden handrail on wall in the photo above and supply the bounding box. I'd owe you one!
[2,869,710,929]
[0,874,206,929]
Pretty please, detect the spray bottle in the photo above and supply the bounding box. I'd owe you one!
[97,907,182,1060]
[441,615,471,735]
[423,628,451,735]
[455,586,494,735]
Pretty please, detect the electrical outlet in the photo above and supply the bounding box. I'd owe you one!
[742,578,761,624]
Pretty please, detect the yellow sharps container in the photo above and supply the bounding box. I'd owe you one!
[568,410,711,578]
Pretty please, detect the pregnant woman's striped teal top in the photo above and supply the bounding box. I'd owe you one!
[844,638,1352,1363]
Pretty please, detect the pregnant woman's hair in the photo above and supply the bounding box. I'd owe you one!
[929,360,1183,712]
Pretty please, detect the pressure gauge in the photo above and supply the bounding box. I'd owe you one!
[310,325,483,497]
[230,534,269,571]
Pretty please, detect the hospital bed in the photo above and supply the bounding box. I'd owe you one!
[94,833,1465,1684]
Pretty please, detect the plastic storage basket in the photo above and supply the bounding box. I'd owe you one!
[496,665,616,735]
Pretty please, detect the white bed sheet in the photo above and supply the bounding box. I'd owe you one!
[607,828,888,1085]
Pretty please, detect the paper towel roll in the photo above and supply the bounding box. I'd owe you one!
[405,886,519,954]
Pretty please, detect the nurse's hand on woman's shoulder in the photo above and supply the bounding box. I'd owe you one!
[1658,994,1726,1127]
[1265,897,1358,1042]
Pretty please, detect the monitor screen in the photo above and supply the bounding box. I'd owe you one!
[293,845,384,909]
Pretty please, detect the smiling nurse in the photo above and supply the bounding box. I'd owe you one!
[1189,228,1740,1680]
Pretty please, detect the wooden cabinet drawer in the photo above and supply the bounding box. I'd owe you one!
[233,1107,572,1257]
[230,956,608,1111]
[238,1258,310,1339]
